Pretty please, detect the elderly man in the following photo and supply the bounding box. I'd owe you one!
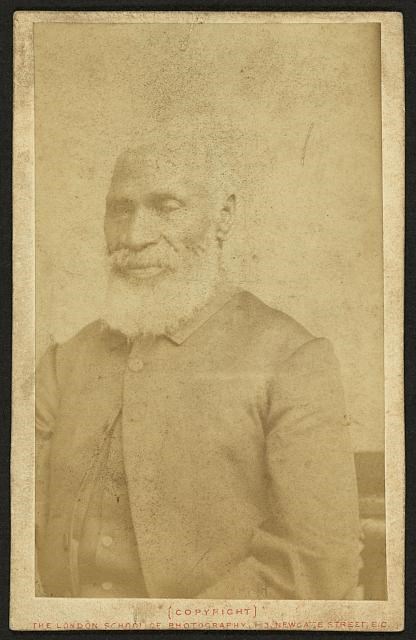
[35,120,361,600]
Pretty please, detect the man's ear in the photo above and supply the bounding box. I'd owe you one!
[216,194,236,242]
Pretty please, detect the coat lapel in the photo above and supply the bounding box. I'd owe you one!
[52,330,129,507]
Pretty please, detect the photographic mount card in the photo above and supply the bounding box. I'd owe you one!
[11,10,404,632]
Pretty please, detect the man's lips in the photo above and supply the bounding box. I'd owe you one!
[115,262,169,279]
[128,264,165,277]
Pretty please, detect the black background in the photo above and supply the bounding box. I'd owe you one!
[1,0,414,637]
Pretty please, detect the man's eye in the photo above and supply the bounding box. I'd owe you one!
[159,200,182,213]
[109,205,131,220]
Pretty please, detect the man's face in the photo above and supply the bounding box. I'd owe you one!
[102,138,235,337]
[105,143,227,284]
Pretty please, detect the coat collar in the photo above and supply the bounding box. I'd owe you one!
[102,283,240,350]
[166,283,239,345]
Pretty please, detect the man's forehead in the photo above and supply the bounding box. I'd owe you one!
[109,141,221,195]
[115,141,205,173]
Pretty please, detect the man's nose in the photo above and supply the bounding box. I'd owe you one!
[124,206,161,250]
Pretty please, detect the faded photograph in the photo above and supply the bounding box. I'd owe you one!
[34,21,386,601]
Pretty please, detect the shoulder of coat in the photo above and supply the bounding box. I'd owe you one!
[233,289,315,354]
[56,320,106,357]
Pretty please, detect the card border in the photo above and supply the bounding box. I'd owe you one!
[9,8,406,634]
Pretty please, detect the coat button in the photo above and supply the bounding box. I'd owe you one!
[102,581,113,591]
[128,358,144,372]
[101,535,113,548]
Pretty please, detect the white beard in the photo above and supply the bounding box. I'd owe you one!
[101,234,223,339]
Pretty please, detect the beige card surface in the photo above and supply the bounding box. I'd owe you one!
[11,11,404,632]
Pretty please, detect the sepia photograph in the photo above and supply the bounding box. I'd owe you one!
[11,10,404,631]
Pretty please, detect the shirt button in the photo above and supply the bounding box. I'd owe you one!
[102,582,113,591]
[101,535,113,548]
[128,358,144,372]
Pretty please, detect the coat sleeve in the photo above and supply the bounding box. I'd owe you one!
[35,344,60,595]
[197,337,362,600]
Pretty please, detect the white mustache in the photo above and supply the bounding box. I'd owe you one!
[108,246,178,272]
[108,237,212,274]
